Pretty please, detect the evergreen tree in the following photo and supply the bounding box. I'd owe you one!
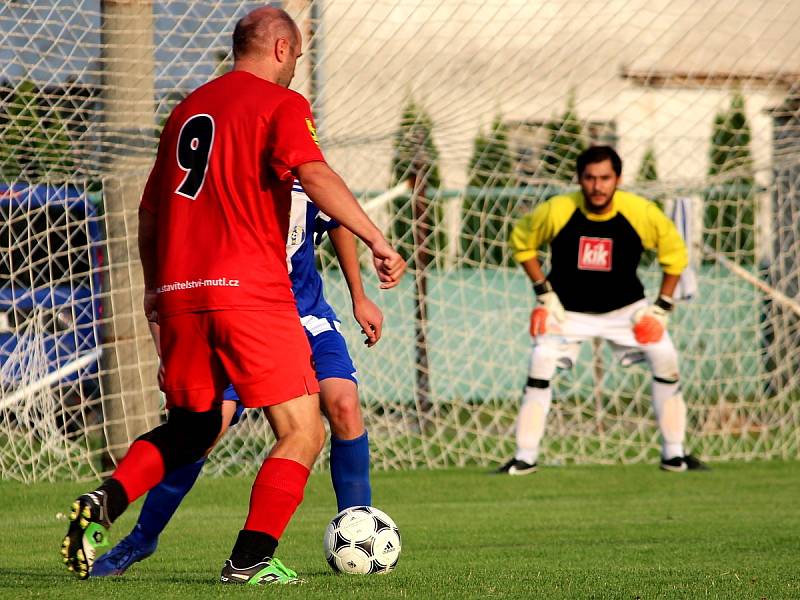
[541,93,585,182]
[636,145,658,182]
[467,115,513,189]
[389,98,443,268]
[462,115,516,266]
[705,92,755,260]
[391,98,441,189]
[0,80,74,180]
[709,93,754,179]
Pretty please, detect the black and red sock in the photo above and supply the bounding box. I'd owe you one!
[230,457,310,566]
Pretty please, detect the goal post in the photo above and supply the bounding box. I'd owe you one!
[1,0,798,481]
[101,0,162,463]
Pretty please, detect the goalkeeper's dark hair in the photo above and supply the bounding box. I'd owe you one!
[577,146,623,177]
[232,7,298,60]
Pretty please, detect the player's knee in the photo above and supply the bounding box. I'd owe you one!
[324,394,363,439]
[529,345,560,380]
[286,415,327,456]
[525,377,550,389]
[140,407,222,472]
[646,345,680,382]
[137,423,170,456]
[651,360,680,383]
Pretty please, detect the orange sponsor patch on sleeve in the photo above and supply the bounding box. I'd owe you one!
[305,118,320,147]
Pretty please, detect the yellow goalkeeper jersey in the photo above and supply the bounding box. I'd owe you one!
[510,190,688,313]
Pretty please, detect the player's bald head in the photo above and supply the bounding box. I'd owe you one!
[232,6,299,60]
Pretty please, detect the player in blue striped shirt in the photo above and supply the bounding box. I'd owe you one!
[92,182,386,576]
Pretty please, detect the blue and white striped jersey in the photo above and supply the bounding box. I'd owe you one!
[287,180,339,320]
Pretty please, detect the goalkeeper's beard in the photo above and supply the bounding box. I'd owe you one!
[585,190,614,214]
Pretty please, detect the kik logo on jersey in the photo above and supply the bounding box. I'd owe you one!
[577,236,613,271]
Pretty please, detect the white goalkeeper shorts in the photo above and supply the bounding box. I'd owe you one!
[527,299,680,382]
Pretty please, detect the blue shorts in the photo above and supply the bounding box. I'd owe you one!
[223,317,356,425]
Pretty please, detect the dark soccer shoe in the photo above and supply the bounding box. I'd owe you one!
[60,492,112,579]
[496,458,538,476]
[660,455,710,472]
[91,532,158,577]
[683,454,710,471]
[659,456,688,472]
[220,557,302,585]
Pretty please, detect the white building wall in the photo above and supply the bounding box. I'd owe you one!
[289,0,798,194]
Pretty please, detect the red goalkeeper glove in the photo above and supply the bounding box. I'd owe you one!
[632,296,674,344]
[530,280,566,337]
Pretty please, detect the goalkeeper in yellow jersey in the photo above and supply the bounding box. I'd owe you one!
[498,146,708,475]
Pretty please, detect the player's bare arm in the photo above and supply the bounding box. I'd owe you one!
[659,272,681,299]
[329,225,384,347]
[295,161,406,288]
[295,162,379,244]
[520,255,546,285]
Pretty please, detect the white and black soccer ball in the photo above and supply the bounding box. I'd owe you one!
[323,505,401,574]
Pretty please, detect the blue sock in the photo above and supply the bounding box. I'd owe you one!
[132,457,206,543]
[330,430,371,512]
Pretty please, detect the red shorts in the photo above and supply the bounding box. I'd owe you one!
[159,310,319,412]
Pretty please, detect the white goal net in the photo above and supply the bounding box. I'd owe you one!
[1,0,798,481]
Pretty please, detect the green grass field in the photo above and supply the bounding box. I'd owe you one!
[2,461,799,599]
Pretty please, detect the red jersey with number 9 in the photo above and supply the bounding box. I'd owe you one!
[139,70,325,318]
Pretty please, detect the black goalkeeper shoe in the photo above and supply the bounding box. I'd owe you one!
[683,454,710,471]
[495,458,538,476]
[60,491,112,579]
[659,456,688,472]
[660,455,710,472]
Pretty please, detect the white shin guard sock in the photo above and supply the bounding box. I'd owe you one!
[652,380,686,460]
[515,385,552,464]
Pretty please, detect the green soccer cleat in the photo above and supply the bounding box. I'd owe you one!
[220,557,302,585]
[60,492,112,579]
